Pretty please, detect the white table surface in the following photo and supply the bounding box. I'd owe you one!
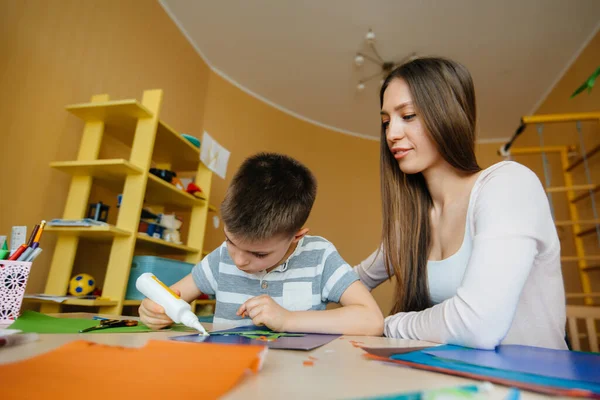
[0,313,550,399]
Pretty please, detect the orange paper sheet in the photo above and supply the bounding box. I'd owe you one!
[0,340,267,399]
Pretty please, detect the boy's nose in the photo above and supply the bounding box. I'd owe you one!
[232,253,250,267]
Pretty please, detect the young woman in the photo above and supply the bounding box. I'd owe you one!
[355,57,566,350]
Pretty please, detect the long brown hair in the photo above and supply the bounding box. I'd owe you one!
[379,57,481,314]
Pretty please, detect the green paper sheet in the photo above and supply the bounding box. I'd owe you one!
[9,311,152,333]
[9,311,195,334]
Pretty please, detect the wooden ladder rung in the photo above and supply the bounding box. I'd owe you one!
[572,185,600,203]
[583,265,600,272]
[546,184,598,193]
[566,292,600,299]
[565,144,600,172]
[577,332,600,340]
[577,227,600,238]
[555,219,600,227]
[561,255,600,262]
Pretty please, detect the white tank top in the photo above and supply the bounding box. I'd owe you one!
[427,215,472,304]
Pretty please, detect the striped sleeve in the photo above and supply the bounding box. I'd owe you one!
[320,244,359,303]
[191,243,224,295]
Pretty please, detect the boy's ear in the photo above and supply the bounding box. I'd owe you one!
[292,228,309,243]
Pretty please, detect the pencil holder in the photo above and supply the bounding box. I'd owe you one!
[0,260,32,322]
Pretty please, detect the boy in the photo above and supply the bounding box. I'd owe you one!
[139,153,383,335]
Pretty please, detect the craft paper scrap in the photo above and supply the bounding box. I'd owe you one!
[0,340,267,399]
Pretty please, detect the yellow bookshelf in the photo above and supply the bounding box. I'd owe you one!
[34,90,214,315]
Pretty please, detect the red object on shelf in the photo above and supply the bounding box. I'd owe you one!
[186,183,203,195]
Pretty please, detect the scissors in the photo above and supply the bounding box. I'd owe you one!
[79,319,138,333]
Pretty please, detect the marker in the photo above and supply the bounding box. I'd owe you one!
[27,225,40,247]
[0,241,8,260]
[8,244,28,261]
[25,248,43,262]
[33,220,46,244]
[17,247,35,261]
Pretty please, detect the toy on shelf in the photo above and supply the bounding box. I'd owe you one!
[87,202,109,222]
[172,176,185,191]
[138,220,164,239]
[138,208,163,239]
[149,168,200,197]
[186,182,204,198]
[181,133,200,148]
[137,209,183,244]
[150,168,176,183]
[160,214,183,244]
[68,273,96,296]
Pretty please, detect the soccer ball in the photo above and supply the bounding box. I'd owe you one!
[68,273,96,296]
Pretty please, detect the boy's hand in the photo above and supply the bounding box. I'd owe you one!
[138,290,180,330]
[237,295,290,331]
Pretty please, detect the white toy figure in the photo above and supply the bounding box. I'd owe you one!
[160,214,183,244]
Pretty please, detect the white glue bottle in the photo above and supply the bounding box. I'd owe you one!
[136,272,209,336]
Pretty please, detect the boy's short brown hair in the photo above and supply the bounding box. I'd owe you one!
[220,152,317,241]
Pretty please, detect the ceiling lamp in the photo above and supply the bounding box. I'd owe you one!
[355,29,416,92]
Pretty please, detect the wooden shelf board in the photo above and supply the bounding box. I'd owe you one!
[561,255,600,262]
[136,233,201,253]
[146,174,206,209]
[23,298,118,306]
[67,99,152,122]
[46,225,131,238]
[66,100,153,146]
[51,159,143,179]
[154,121,201,171]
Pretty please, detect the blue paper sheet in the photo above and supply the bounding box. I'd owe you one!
[424,344,600,385]
[170,324,340,350]
[391,347,600,395]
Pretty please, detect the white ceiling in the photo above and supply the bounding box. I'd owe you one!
[160,0,600,141]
